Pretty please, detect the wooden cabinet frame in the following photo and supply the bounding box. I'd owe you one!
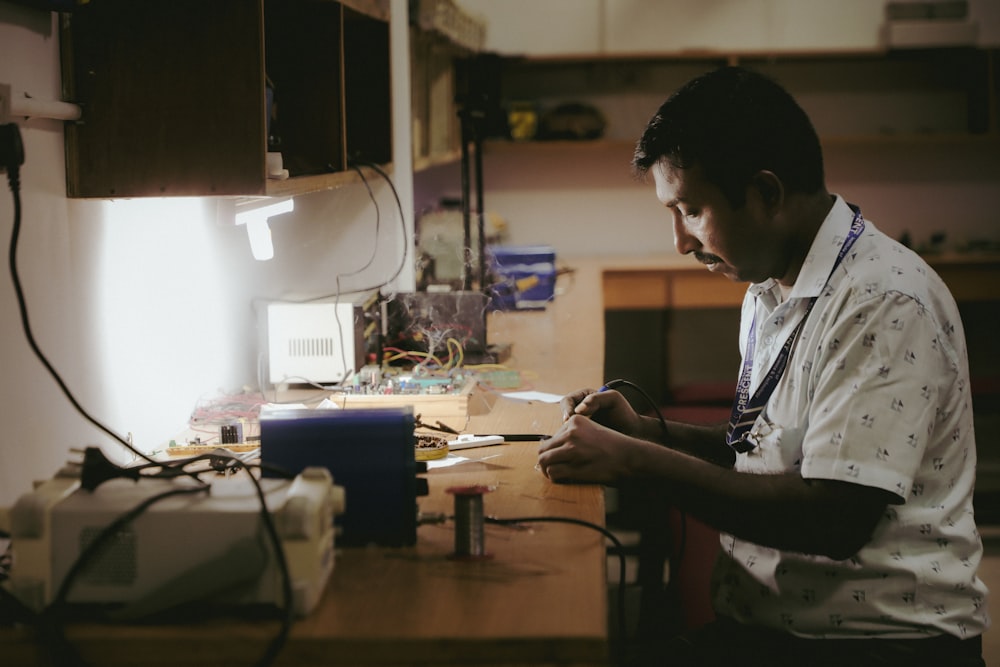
[60,0,391,198]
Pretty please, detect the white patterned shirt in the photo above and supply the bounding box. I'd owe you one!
[711,195,990,639]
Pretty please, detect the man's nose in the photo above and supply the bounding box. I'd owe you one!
[673,217,699,255]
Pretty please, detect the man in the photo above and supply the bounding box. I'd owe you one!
[537,67,989,666]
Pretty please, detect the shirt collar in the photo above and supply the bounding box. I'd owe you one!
[749,195,856,302]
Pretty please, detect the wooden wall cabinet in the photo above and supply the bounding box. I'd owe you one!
[409,0,485,171]
[60,0,390,198]
[410,28,462,170]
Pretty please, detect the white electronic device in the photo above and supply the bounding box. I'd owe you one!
[4,465,344,619]
[265,296,378,386]
[447,434,504,450]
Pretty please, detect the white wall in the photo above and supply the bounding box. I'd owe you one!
[0,2,409,507]
[415,136,1000,260]
[459,0,1000,55]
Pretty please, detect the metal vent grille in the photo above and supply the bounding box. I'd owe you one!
[267,302,361,384]
[287,337,338,358]
[78,526,137,586]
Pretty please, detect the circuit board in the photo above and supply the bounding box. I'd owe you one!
[327,372,479,423]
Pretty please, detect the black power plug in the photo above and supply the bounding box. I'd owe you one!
[80,446,142,491]
[0,123,25,175]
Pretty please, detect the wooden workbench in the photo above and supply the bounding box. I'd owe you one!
[0,397,609,667]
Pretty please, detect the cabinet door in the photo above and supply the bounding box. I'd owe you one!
[343,6,392,167]
[264,0,344,178]
[61,0,392,199]
[62,0,266,198]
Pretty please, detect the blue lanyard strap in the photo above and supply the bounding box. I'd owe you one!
[725,204,865,453]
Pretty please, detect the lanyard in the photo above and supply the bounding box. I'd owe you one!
[726,205,865,453]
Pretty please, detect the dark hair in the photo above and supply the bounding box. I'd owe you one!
[632,66,825,208]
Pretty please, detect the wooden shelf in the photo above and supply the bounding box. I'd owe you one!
[413,149,463,173]
[263,163,391,198]
[410,28,464,171]
[484,131,1000,155]
[491,49,999,142]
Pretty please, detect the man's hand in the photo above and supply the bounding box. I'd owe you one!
[538,415,643,484]
[560,388,644,436]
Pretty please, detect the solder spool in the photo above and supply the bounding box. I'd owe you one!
[446,485,493,560]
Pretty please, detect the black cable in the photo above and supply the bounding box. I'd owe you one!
[292,161,408,304]
[485,514,629,666]
[3,127,193,477]
[3,128,286,665]
[50,487,209,608]
[600,377,690,632]
[328,165,382,384]
[7,161,135,457]
[140,454,296,667]
[237,461,296,667]
[360,162,409,287]
[141,455,297,667]
[343,164,382,280]
[40,483,211,666]
[601,378,669,439]
[253,162,409,392]
[39,454,296,667]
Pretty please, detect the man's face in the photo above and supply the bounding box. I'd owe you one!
[652,161,779,285]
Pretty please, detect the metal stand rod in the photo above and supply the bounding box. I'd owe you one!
[459,112,473,291]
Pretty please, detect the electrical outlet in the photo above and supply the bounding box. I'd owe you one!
[0,82,10,125]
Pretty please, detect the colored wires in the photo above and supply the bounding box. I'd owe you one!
[382,334,466,370]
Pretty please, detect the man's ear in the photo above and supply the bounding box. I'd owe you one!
[751,170,784,214]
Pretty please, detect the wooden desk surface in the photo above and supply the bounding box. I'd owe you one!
[1,398,609,666]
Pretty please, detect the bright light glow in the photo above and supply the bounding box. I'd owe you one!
[234,197,294,261]
[233,197,294,225]
[92,197,235,457]
[245,217,274,261]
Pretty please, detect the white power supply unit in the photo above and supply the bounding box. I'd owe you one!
[6,465,344,618]
[266,299,375,386]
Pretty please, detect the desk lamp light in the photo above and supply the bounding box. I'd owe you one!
[233,197,294,261]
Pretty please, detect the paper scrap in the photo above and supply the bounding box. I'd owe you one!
[501,390,563,403]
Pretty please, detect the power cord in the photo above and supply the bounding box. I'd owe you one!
[2,142,294,665]
[36,451,296,667]
[599,378,691,644]
[484,514,629,665]
[39,483,212,666]
[251,162,408,396]
[0,124,23,176]
[351,161,408,289]
[294,161,408,303]
[2,122,189,476]
[600,378,669,439]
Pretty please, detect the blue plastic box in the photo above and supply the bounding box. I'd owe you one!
[260,407,422,547]
[488,245,556,310]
